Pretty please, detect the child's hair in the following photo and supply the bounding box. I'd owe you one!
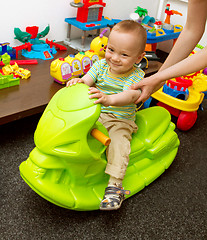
[111,20,147,53]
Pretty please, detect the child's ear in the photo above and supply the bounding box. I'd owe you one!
[135,52,146,64]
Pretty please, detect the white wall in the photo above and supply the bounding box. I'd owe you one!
[0,0,206,50]
[0,0,71,46]
[104,0,158,20]
[157,0,207,51]
[0,0,159,47]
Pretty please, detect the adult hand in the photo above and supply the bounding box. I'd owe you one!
[129,75,165,104]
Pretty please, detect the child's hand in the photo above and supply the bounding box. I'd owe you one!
[88,87,111,106]
[66,78,84,87]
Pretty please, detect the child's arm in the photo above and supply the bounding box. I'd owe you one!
[89,87,141,106]
[66,73,95,87]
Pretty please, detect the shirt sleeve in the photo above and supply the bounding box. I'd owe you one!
[87,60,101,82]
[123,68,145,90]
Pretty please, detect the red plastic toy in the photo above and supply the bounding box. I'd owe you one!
[0,60,38,66]
[45,39,67,51]
[13,42,33,59]
[76,0,106,23]
[164,4,182,24]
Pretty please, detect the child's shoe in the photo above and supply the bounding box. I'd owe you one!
[100,186,130,210]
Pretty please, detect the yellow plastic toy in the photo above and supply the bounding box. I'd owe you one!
[90,29,108,59]
[50,58,72,85]
[50,28,109,84]
[145,69,207,131]
[65,55,82,76]
[152,84,204,112]
[85,50,99,64]
[75,52,92,74]
[2,62,31,79]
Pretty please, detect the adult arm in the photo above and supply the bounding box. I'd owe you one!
[132,46,207,103]
[130,0,207,103]
[160,0,207,71]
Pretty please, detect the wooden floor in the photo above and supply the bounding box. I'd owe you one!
[0,46,161,125]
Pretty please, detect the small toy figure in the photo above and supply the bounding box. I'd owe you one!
[1,53,11,66]
[164,3,182,25]
[134,6,148,24]
[0,42,16,59]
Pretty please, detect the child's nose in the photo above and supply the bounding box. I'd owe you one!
[112,53,119,62]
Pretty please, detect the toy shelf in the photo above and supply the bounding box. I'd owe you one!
[64,17,120,51]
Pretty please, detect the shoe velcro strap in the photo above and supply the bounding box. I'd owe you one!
[101,197,120,207]
[105,186,131,195]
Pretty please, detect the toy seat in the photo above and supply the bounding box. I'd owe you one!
[19,84,179,211]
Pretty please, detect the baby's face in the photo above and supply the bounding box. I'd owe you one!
[105,30,143,75]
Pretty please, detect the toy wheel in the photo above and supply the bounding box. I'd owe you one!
[177,111,197,131]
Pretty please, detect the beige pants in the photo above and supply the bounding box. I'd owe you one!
[98,112,138,180]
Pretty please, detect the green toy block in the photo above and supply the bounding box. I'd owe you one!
[19,83,180,211]
[0,73,20,90]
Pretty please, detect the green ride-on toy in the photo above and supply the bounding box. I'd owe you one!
[19,84,180,211]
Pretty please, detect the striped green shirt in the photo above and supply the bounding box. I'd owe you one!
[88,59,144,121]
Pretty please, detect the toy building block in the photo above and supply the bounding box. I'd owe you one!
[0,42,16,59]
[0,73,20,90]
[2,62,31,80]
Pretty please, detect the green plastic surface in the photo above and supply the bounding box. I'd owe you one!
[19,83,180,211]
[0,73,20,90]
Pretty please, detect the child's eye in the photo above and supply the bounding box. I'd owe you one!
[122,53,128,57]
[108,48,114,52]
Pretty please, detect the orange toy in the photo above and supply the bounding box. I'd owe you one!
[164,4,182,25]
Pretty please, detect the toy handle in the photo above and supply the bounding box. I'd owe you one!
[91,128,111,146]
[100,29,108,38]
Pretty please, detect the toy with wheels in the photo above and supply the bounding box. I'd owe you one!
[19,84,179,211]
[145,71,207,131]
